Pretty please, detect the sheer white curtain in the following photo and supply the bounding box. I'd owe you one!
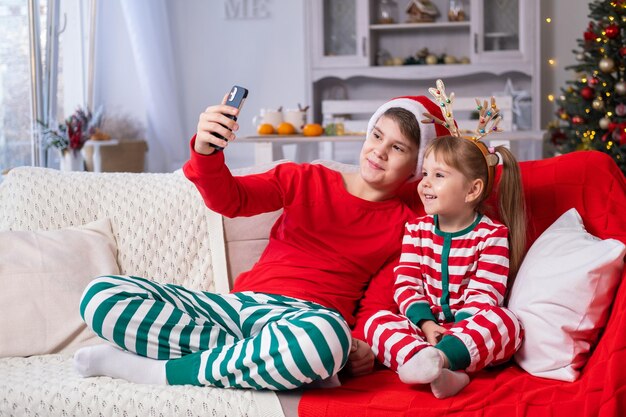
[119,0,186,172]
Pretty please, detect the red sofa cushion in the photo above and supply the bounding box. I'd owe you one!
[300,151,626,417]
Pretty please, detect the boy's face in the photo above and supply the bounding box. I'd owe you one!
[359,115,419,191]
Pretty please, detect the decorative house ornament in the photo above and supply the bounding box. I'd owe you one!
[405,0,440,23]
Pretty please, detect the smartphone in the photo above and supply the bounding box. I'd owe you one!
[211,85,249,150]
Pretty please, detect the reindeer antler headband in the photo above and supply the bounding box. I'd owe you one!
[421,79,503,196]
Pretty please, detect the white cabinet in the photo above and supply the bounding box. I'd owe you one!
[308,0,538,72]
[306,0,541,132]
[471,0,536,64]
[309,0,370,68]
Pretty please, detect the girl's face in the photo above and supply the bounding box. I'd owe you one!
[418,151,478,226]
[359,115,419,192]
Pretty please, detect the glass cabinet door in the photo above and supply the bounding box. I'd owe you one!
[472,0,528,62]
[310,0,369,68]
[324,0,356,57]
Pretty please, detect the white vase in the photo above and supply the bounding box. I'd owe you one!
[59,150,85,172]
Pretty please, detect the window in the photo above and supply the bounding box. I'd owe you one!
[0,0,64,172]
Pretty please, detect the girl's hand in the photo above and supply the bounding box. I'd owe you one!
[420,320,447,346]
[194,94,240,155]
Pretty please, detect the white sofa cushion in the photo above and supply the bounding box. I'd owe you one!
[508,208,626,381]
[223,160,289,287]
[0,219,118,357]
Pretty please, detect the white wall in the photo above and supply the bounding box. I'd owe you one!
[167,0,307,168]
[540,0,589,127]
[95,0,306,170]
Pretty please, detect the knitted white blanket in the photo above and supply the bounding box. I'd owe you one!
[0,354,284,417]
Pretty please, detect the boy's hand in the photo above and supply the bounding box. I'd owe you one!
[343,338,375,376]
[420,320,447,346]
[194,94,240,155]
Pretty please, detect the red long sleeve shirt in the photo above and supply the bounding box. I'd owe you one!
[183,144,417,325]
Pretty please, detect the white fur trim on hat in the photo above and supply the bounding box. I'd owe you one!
[366,97,440,181]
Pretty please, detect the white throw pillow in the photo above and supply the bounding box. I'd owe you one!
[508,208,625,381]
[0,218,119,357]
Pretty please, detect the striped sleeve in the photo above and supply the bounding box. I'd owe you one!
[393,220,436,325]
[455,223,509,320]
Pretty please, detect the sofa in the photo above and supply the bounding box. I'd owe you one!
[0,151,624,417]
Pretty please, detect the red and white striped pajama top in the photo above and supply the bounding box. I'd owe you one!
[365,213,523,373]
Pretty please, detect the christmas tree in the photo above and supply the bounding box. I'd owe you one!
[547,0,626,174]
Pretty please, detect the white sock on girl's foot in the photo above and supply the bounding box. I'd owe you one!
[397,346,444,384]
[430,369,470,398]
[73,344,167,385]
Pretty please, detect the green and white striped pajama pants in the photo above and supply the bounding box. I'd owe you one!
[79,275,351,390]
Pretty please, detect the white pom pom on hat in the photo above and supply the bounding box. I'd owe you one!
[366,95,449,181]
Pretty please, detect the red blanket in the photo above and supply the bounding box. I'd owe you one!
[300,151,626,417]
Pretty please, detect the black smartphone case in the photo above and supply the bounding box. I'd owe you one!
[211,85,249,150]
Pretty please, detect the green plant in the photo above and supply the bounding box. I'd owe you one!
[40,107,103,152]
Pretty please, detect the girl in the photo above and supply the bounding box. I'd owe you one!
[364,88,526,399]
[365,80,526,398]
[73,94,449,390]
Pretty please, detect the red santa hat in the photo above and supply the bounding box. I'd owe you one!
[366,95,449,181]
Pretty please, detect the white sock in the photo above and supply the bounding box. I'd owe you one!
[397,346,444,384]
[73,344,167,385]
[430,369,470,399]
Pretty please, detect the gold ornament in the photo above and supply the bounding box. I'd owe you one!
[615,80,626,95]
[599,117,611,129]
[443,54,457,64]
[599,57,615,72]
[592,98,605,110]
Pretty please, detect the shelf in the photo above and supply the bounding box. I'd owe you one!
[311,61,534,82]
[370,21,470,31]
[306,0,541,133]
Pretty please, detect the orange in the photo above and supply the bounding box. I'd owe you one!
[277,122,296,135]
[257,123,275,135]
[302,123,324,137]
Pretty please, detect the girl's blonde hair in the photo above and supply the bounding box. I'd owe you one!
[423,135,527,280]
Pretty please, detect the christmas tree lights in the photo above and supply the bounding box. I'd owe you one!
[547,0,626,174]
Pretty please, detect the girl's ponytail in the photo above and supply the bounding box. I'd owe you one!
[494,146,526,281]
